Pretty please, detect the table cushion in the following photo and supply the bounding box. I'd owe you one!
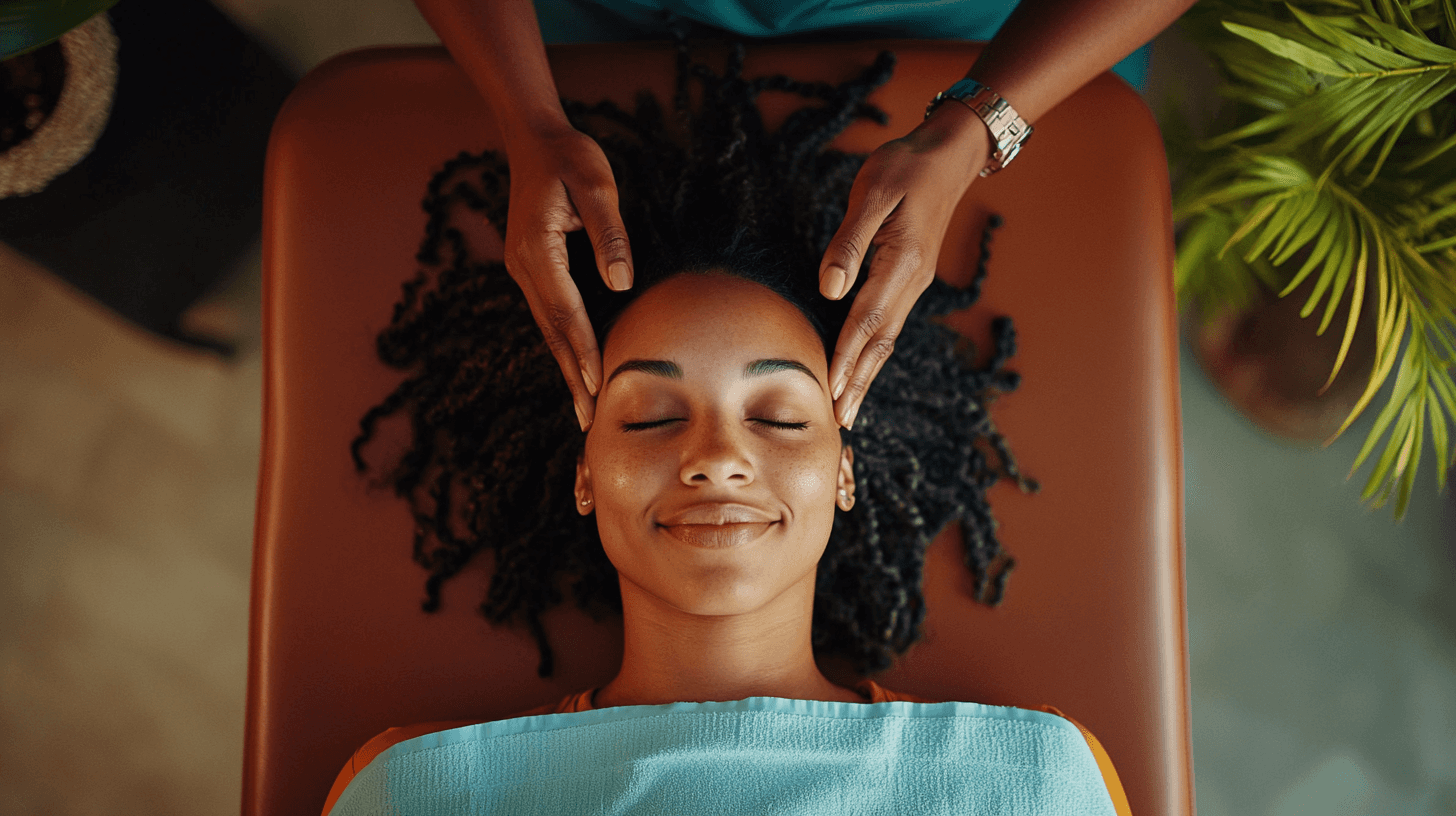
[247,41,1191,816]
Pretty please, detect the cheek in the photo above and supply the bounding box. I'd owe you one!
[785,458,834,503]
[773,438,842,515]
[583,437,671,523]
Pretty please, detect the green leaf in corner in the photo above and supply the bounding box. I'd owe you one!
[1300,210,1351,319]
[1428,385,1450,486]
[1361,390,1418,502]
[1224,192,1294,258]
[1277,210,1340,293]
[1224,21,1356,75]
[1270,192,1328,265]
[0,0,120,61]
[1335,272,1406,447]
[1321,221,1369,391]
[1313,211,1357,333]
[1415,232,1456,252]
[1391,394,1424,516]
[1361,15,1456,61]
[1245,192,1304,262]
[1289,5,1421,69]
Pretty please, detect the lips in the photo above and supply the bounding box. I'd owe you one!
[659,522,776,549]
[657,503,778,526]
[656,503,779,549]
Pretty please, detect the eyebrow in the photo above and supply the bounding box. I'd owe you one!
[744,358,820,385]
[608,359,682,383]
[606,358,820,386]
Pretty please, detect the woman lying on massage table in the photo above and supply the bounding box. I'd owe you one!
[327,40,1132,816]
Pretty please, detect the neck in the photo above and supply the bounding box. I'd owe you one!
[593,576,864,708]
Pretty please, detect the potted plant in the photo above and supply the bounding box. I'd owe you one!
[1173,0,1456,517]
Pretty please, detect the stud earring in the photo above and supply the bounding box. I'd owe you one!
[580,497,592,506]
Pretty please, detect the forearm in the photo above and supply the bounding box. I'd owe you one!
[412,0,570,143]
[965,0,1198,123]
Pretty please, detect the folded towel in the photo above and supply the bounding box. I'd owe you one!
[331,696,1118,815]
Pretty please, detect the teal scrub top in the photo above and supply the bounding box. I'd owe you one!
[532,0,1151,90]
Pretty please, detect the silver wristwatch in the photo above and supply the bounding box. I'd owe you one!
[925,79,1033,177]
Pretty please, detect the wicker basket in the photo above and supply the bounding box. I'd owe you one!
[0,12,117,198]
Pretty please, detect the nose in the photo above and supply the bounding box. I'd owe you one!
[680,416,755,487]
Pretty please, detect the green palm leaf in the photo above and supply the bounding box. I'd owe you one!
[1223,21,1365,73]
[1175,0,1456,519]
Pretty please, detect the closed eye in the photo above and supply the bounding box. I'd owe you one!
[621,418,684,432]
[753,419,809,430]
[620,419,809,432]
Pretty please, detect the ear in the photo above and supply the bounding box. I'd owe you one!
[575,451,594,515]
[836,444,856,512]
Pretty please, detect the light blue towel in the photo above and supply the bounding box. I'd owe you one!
[331,696,1119,815]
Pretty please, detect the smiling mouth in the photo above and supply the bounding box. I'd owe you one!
[658,522,777,549]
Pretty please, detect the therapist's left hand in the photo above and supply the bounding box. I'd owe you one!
[819,102,992,429]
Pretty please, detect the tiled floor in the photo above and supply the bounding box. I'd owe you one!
[0,3,1452,814]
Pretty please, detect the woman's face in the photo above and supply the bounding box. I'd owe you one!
[577,272,855,617]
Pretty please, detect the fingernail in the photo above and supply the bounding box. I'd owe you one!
[845,401,861,430]
[575,402,591,432]
[608,261,631,291]
[832,374,847,402]
[822,266,847,300]
[581,367,598,396]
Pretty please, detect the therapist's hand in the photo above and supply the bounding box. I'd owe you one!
[504,124,633,432]
[819,103,991,429]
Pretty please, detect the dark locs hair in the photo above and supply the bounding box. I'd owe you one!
[350,38,1037,678]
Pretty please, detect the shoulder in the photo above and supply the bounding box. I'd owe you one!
[857,683,1133,816]
[1028,705,1134,816]
[321,718,481,815]
[321,691,590,815]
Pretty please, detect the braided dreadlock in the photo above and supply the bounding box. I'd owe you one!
[351,38,1036,679]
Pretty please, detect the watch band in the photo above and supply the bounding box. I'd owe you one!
[925,79,1033,177]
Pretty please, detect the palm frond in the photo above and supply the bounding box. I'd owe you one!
[1174,0,1456,518]
[1206,5,1456,184]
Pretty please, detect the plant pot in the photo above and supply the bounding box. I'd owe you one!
[1185,268,1378,445]
[0,11,117,198]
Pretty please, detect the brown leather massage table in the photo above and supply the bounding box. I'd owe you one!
[244,39,1194,816]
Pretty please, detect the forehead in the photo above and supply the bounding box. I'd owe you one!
[603,273,827,374]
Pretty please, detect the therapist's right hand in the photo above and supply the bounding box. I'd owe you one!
[503,124,634,432]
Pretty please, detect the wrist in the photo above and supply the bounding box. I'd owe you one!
[498,103,574,148]
[925,79,1032,176]
[913,102,993,179]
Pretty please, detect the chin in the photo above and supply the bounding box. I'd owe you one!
[662,569,779,617]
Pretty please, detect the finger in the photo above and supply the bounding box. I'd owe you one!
[827,246,930,403]
[523,280,601,430]
[569,180,634,292]
[820,185,902,301]
[835,326,898,430]
[511,234,605,412]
